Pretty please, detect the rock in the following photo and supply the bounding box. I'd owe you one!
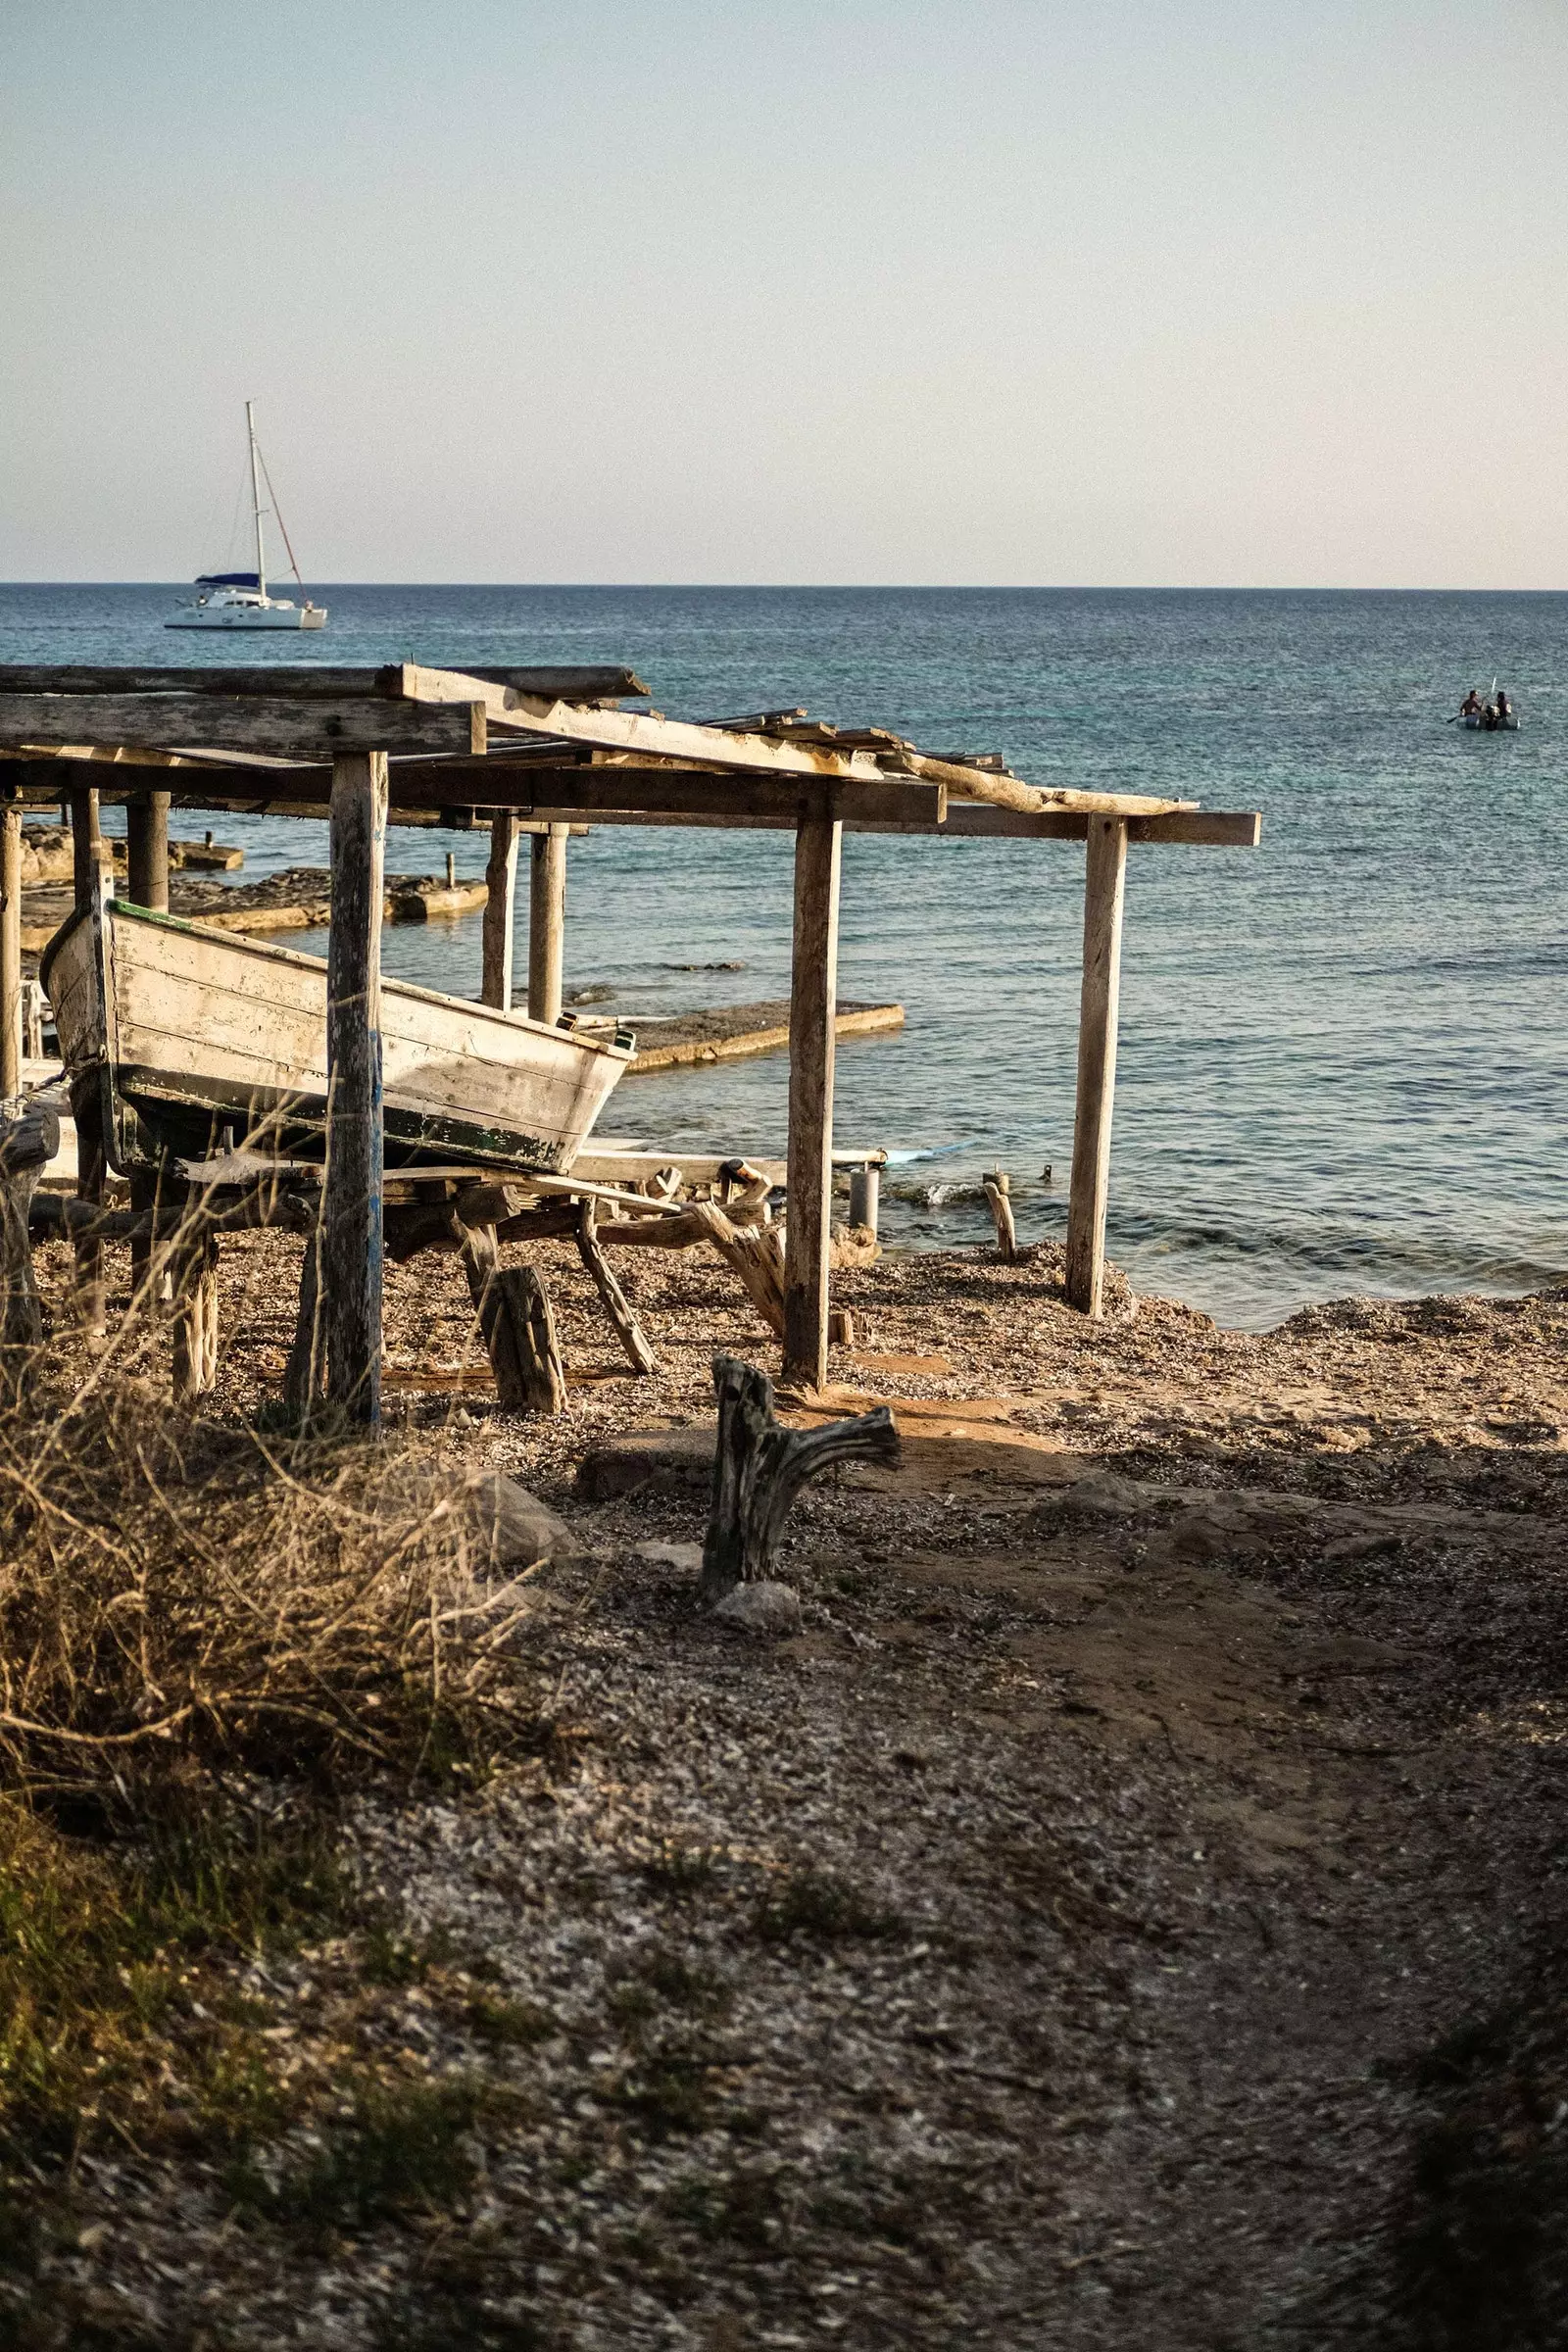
[711,1581,803,1636]
[575,1421,716,1502]
[466,1471,591,1570]
[1052,1469,1152,1519]
[633,1539,705,1573]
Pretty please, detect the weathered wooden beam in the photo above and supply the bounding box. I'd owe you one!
[1064,816,1128,1317]
[887,750,1191,818]
[527,825,567,1025]
[481,812,519,1009]
[781,815,842,1389]
[324,750,388,1425]
[0,663,649,702]
[577,1198,656,1375]
[125,787,171,910]
[388,665,887,781]
[0,792,20,1099]
[0,695,486,762]
[857,805,1261,845]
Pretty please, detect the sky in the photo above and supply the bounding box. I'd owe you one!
[3,0,1566,587]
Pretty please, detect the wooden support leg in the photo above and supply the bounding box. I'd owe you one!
[527,824,567,1025]
[701,1353,898,1599]
[0,791,21,1100]
[324,751,388,1426]
[460,1228,566,1412]
[576,1198,656,1374]
[1064,816,1128,1317]
[284,1217,328,1418]
[70,1075,107,1336]
[481,812,520,1008]
[172,1230,219,1405]
[0,1094,61,1401]
[983,1170,1018,1263]
[782,813,842,1390]
[126,789,171,912]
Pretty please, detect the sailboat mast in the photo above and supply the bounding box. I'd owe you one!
[246,400,267,599]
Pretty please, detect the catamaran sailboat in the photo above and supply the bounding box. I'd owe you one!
[167,402,327,631]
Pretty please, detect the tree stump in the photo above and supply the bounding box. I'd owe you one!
[0,1092,61,1400]
[576,1198,656,1375]
[701,1352,899,1600]
[983,1170,1018,1262]
[461,1230,565,1413]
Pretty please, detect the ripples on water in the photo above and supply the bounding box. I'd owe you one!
[4,583,1564,1330]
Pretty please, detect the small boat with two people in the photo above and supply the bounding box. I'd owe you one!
[167,402,327,631]
[1455,681,1520,732]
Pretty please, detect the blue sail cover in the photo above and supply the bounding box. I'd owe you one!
[195,571,261,588]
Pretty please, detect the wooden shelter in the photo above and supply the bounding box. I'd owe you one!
[0,662,1259,1416]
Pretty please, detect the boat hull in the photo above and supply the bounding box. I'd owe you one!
[41,901,630,1177]
[1461,712,1520,730]
[166,606,327,630]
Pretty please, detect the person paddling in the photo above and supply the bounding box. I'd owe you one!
[1460,689,1482,717]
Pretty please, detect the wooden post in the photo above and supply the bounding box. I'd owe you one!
[1064,816,1128,1317]
[126,789,170,911]
[0,1092,60,1400]
[70,786,101,911]
[983,1171,1018,1263]
[481,812,520,1009]
[324,751,388,1425]
[782,813,841,1389]
[576,1197,656,1374]
[0,791,21,1099]
[527,824,567,1024]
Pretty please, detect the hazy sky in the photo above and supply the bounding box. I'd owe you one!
[4,1,1565,585]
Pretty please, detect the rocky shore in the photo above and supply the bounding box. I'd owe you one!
[10,1233,1568,2348]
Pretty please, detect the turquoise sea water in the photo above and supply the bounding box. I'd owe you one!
[3,584,1564,1330]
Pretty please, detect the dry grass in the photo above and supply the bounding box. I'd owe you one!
[0,1360,551,1804]
[0,1346,571,2312]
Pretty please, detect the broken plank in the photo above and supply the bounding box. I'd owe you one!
[384,665,887,781]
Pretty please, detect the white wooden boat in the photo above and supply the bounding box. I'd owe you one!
[41,898,633,1177]
[1460,710,1520,731]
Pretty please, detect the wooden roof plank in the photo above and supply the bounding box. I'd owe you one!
[0,663,648,702]
[0,694,487,761]
[385,663,890,782]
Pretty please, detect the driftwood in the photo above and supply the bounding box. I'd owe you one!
[576,1199,655,1375]
[983,1170,1018,1263]
[0,1092,61,1398]
[701,1353,899,1598]
[461,1230,566,1413]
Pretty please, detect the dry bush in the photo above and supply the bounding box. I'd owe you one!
[0,1361,553,1804]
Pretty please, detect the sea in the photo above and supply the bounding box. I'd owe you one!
[3,583,1564,1333]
